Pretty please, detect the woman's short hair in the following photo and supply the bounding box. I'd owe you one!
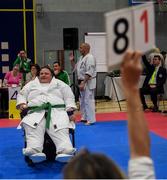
[30,64,40,76]
[63,149,125,179]
[40,65,54,77]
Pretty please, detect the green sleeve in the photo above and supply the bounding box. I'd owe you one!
[13,57,20,67]
[63,71,71,85]
[24,61,31,73]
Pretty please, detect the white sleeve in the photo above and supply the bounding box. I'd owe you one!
[128,157,155,179]
[61,84,77,110]
[16,83,30,107]
[85,55,96,77]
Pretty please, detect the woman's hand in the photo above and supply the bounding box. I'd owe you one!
[18,103,28,111]
[121,51,142,96]
[69,52,74,61]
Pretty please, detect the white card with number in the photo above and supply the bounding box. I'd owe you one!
[105,3,155,71]
[105,8,133,70]
[133,4,155,51]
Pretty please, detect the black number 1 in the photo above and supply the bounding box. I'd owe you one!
[113,18,129,54]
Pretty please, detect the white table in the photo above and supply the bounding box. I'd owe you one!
[104,75,146,101]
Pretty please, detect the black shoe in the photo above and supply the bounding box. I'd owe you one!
[152,107,158,112]
[143,105,149,111]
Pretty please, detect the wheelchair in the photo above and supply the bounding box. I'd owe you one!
[21,109,75,166]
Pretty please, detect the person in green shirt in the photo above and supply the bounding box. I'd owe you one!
[13,50,31,86]
[53,61,71,85]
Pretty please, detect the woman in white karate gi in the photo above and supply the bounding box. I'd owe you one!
[17,66,77,163]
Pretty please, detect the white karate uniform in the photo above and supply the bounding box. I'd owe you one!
[17,77,77,155]
[76,53,96,123]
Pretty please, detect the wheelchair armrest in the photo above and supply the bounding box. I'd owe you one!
[69,128,75,134]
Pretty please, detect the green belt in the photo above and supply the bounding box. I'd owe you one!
[28,102,65,129]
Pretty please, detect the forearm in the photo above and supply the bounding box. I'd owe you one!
[70,60,75,70]
[83,74,90,83]
[62,86,77,110]
[142,55,151,68]
[13,57,20,66]
[126,89,150,159]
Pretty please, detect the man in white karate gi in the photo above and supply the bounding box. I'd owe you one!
[17,66,77,163]
[70,43,96,125]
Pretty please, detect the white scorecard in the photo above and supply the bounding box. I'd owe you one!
[105,3,155,71]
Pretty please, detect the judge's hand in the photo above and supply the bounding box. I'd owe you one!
[69,52,74,61]
[149,84,156,88]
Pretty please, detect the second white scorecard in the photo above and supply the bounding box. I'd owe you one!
[105,3,155,71]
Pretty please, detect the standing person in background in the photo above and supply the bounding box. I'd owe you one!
[63,51,155,179]
[53,61,70,85]
[25,64,40,84]
[69,43,96,125]
[13,50,31,86]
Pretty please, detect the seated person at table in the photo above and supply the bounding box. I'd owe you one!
[3,65,22,87]
[140,54,166,112]
[63,51,155,179]
[16,66,77,163]
[53,61,70,85]
[25,64,40,84]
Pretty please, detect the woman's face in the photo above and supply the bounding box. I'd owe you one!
[13,66,19,73]
[31,66,37,75]
[39,68,52,83]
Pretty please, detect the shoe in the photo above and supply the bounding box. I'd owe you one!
[29,153,46,163]
[144,108,151,112]
[56,154,73,163]
[162,110,167,114]
[143,105,148,110]
[143,106,151,112]
[152,107,159,112]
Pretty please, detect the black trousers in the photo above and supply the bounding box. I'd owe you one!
[140,86,161,108]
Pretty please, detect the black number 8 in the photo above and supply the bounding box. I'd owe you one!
[113,18,129,54]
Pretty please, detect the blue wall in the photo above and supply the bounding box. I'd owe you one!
[0,0,34,79]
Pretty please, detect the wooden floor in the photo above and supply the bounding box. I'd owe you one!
[76,99,167,113]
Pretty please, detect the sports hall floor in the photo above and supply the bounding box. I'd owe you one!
[0,99,167,179]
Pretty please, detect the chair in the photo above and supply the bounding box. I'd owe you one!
[157,93,166,112]
[21,109,75,166]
